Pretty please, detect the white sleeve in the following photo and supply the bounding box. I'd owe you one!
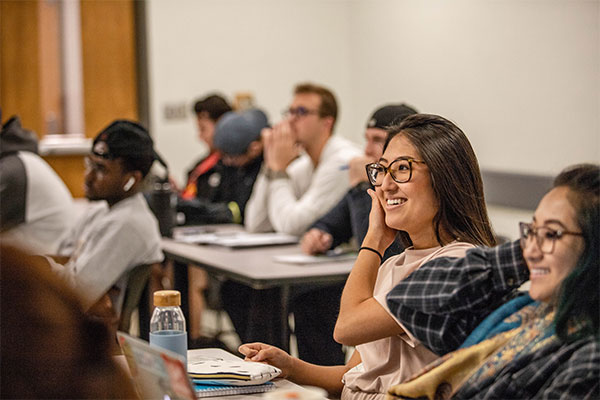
[243,170,274,233]
[55,221,142,309]
[266,162,351,236]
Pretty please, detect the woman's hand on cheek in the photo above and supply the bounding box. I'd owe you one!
[364,188,397,251]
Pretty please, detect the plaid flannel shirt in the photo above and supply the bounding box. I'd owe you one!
[387,240,599,399]
[386,240,528,356]
[455,336,599,399]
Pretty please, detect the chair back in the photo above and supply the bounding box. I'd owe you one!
[119,263,153,333]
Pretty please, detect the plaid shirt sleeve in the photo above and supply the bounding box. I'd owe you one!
[386,240,530,355]
[538,340,600,400]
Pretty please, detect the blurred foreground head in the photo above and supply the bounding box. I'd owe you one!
[0,243,136,399]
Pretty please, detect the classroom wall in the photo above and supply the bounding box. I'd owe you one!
[146,0,599,187]
[146,0,353,186]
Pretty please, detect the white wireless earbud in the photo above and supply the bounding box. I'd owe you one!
[123,177,135,192]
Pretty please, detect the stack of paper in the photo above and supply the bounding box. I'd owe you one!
[175,231,299,248]
[188,354,281,397]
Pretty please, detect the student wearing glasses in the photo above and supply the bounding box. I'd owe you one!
[224,83,360,358]
[239,114,496,399]
[386,164,599,399]
[244,82,361,235]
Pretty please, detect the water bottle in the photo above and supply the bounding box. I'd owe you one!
[149,290,187,365]
[148,181,176,238]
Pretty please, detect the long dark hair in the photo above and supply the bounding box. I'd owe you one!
[553,164,599,342]
[384,114,496,248]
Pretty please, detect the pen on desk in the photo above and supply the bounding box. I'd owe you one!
[339,164,349,171]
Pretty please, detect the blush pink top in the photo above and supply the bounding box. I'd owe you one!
[341,242,475,400]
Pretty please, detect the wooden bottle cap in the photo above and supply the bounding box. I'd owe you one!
[153,290,181,307]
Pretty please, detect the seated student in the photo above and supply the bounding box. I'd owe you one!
[239,114,497,399]
[385,164,599,399]
[0,114,75,253]
[208,108,268,223]
[50,120,163,313]
[0,243,136,399]
[301,103,417,257]
[244,82,361,235]
[294,104,416,366]
[225,83,361,357]
[178,94,234,224]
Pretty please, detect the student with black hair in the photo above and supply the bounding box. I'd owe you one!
[178,94,235,224]
[239,114,496,399]
[50,120,163,313]
[386,164,599,399]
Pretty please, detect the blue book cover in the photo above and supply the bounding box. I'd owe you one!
[193,381,275,398]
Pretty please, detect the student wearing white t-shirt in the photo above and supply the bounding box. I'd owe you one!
[224,83,360,366]
[239,114,497,400]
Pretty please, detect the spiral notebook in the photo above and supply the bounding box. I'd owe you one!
[193,381,274,398]
[188,352,279,397]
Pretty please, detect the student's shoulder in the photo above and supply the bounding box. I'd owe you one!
[431,241,476,259]
[327,136,361,159]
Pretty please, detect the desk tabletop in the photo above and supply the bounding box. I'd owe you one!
[188,348,326,399]
[162,238,354,289]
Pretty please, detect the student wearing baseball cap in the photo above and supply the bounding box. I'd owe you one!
[177,108,268,225]
[49,119,164,314]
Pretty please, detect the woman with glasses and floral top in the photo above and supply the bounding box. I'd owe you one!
[386,163,599,399]
[239,114,496,400]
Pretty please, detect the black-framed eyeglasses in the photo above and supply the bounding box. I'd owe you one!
[282,106,320,118]
[365,157,426,186]
[519,222,583,254]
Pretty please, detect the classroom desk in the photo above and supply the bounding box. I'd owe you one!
[188,348,327,399]
[161,236,355,352]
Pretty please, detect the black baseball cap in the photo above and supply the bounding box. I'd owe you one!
[367,104,418,130]
[92,120,157,176]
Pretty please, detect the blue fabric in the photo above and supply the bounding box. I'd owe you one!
[460,293,537,348]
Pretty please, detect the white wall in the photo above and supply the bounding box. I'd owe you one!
[146,0,353,186]
[147,0,599,186]
[347,0,599,176]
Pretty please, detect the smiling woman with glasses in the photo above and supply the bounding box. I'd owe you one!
[239,114,496,399]
[386,163,599,399]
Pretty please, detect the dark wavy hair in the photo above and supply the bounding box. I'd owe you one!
[193,94,232,121]
[552,164,600,342]
[383,114,496,248]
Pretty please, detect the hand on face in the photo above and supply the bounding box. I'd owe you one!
[300,228,333,255]
[238,343,294,379]
[262,121,299,172]
[362,188,398,251]
[348,155,375,187]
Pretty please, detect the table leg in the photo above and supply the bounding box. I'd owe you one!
[280,284,290,353]
[138,281,150,340]
[172,260,190,326]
